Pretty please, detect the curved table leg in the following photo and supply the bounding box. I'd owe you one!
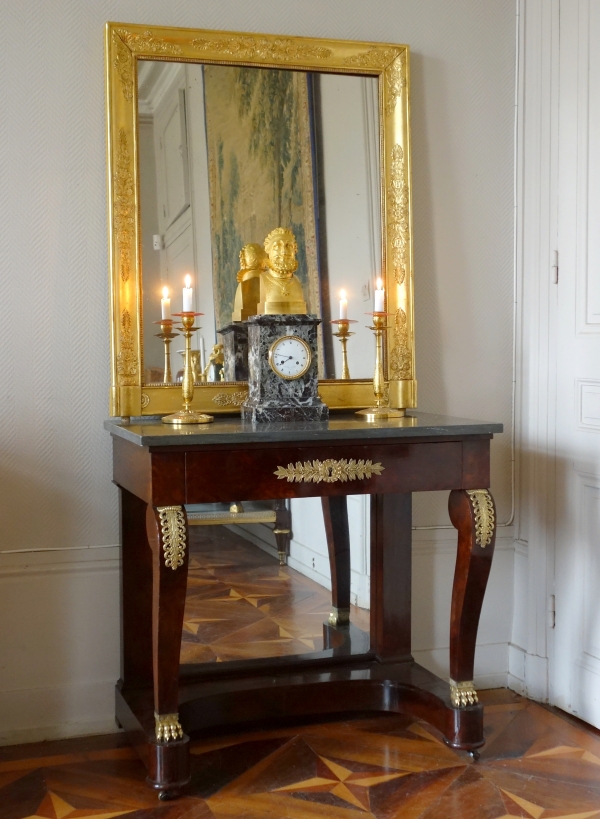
[448,489,496,744]
[145,504,191,796]
[321,496,351,628]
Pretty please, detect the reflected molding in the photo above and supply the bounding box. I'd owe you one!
[106,22,416,417]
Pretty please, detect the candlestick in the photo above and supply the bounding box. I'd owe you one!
[339,289,348,320]
[374,278,385,313]
[182,275,193,313]
[162,313,213,424]
[161,286,171,321]
[330,319,357,380]
[356,313,405,421]
[154,320,179,384]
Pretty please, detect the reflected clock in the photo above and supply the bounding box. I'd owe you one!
[241,314,329,423]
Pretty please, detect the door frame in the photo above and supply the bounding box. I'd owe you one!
[513,0,560,702]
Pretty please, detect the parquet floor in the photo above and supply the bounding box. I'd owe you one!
[180,525,369,665]
[3,531,600,817]
[2,691,600,818]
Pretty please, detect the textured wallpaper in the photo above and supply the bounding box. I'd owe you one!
[0,0,516,553]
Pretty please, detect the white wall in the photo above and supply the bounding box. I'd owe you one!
[0,0,516,743]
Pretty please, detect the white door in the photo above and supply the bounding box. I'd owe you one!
[154,75,197,315]
[552,0,600,726]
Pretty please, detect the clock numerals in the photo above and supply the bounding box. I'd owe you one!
[268,336,312,380]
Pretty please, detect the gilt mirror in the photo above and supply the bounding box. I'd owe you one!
[106,24,415,417]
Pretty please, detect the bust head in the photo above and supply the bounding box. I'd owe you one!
[237,243,267,283]
[264,227,298,278]
[239,243,267,273]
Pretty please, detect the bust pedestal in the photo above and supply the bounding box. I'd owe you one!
[217,323,249,381]
[241,314,328,423]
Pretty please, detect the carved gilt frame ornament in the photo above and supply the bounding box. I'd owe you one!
[106,23,415,417]
[157,506,187,570]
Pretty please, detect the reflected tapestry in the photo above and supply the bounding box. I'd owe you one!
[203,66,320,332]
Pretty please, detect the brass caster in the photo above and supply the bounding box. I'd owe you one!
[469,750,480,762]
[158,789,179,801]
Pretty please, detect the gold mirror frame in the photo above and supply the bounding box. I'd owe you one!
[105,22,416,417]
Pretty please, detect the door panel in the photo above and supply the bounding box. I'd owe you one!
[553,0,600,726]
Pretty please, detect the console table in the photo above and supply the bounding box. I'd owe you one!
[105,412,502,799]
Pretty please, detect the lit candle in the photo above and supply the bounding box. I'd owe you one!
[161,286,171,320]
[374,278,385,313]
[339,289,348,320]
[182,274,193,313]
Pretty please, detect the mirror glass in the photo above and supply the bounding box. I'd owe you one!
[180,501,370,666]
[138,61,380,385]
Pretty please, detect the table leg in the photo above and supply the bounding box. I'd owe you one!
[321,496,351,627]
[273,499,291,566]
[145,504,191,797]
[119,488,153,691]
[448,489,497,710]
[370,493,412,661]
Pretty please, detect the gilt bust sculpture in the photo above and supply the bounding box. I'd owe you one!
[231,243,268,322]
[257,227,308,315]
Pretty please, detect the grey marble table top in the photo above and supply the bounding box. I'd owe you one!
[104,412,503,448]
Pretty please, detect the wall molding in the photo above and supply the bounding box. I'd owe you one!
[0,545,119,575]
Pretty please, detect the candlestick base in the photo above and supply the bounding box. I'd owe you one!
[355,406,406,422]
[162,409,214,425]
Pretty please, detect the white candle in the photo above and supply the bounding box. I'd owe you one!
[339,289,348,320]
[374,278,385,313]
[161,286,171,320]
[182,274,193,313]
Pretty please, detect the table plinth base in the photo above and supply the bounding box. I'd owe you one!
[116,656,483,796]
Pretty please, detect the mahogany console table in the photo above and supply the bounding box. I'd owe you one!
[105,412,502,799]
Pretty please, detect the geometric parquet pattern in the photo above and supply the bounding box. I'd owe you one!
[180,526,369,664]
[2,690,600,818]
[3,530,598,816]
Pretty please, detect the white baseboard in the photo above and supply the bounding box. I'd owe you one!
[0,547,121,747]
[506,643,548,700]
[0,680,119,746]
[524,653,549,702]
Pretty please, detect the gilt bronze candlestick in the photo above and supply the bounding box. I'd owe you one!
[356,313,405,421]
[154,320,179,384]
[162,313,213,425]
[330,319,356,380]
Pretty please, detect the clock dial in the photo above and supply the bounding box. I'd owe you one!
[268,336,312,380]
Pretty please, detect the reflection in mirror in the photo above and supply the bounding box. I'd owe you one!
[138,61,380,385]
[180,499,370,665]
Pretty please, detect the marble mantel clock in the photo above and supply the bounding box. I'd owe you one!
[240,228,328,423]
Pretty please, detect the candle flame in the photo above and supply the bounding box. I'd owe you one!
[340,289,346,299]
[376,278,383,291]
[184,274,192,288]
[162,286,169,299]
